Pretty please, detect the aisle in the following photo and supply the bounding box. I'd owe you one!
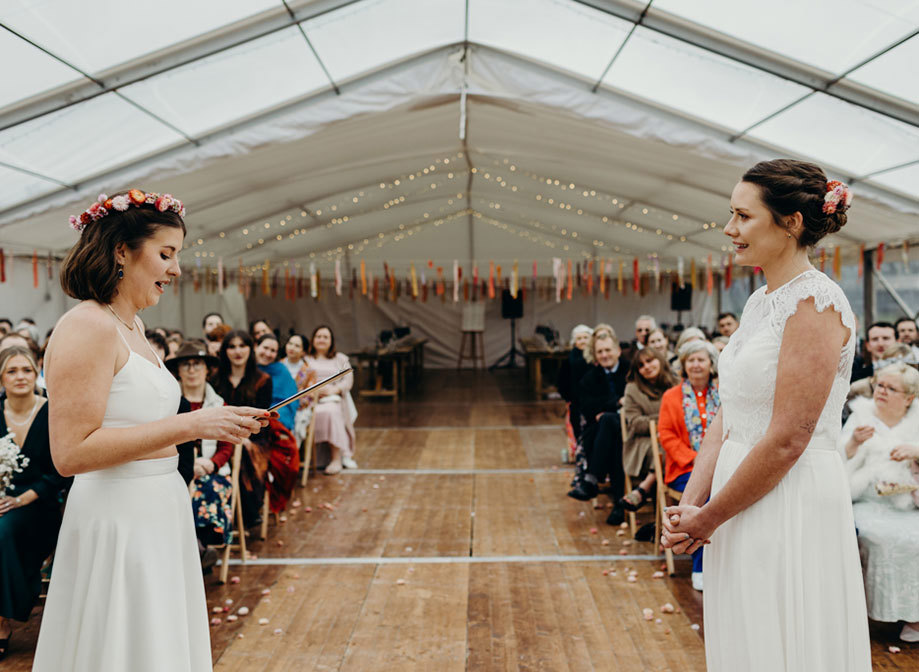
[208,370,707,671]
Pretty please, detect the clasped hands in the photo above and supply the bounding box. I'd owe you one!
[660,505,715,555]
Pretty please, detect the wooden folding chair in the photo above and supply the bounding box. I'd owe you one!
[649,420,681,576]
[620,412,638,539]
[300,404,318,487]
[218,443,248,583]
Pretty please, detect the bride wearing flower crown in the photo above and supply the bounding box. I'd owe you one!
[662,160,872,671]
[33,191,270,671]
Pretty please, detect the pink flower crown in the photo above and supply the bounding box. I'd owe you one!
[823,180,853,215]
[69,189,186,233]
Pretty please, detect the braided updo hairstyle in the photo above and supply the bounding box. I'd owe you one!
[742,159,849,248]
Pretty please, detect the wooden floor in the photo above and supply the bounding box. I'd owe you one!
[5,371,916,670]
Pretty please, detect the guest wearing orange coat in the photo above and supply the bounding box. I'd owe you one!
[658,340,720,591]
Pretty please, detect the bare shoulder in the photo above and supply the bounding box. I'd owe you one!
[45,302,118,372]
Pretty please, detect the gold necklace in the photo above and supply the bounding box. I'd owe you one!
[107,304,135,331]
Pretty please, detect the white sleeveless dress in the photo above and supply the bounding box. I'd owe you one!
[33,326,211,671]
[706,270,871,671]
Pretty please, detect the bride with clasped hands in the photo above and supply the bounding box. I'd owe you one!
[660,161,871,671]
[33,190,271,672]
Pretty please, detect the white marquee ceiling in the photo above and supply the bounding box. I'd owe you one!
[1,0,917,276]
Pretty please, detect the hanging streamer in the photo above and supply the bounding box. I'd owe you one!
[705,255,713,296]
[436,266,445,296]
[453,260,459,302]
[858,244,865,278]
[488,261,495,299]
[833,246,842,280]
[724,255,733,289]
[410,262,419,298]
[617,260,623,294]
[690,258,697,290]
[335,259,342,296]
[632,257,639,294]
[511,260,519,298]
[0,249,5,283]
[309,262,318,298]
[32,251,38,288]
[876,242,884,270]
[261,261,270,296]
[360,259,367,295]
[677,257,685,289]
[566,259,573,300]
[586,260,593,295]
[553,257,563,303]
[901,241,910,268]
[47,251,53,281]
[818,247,826,273]
[217,257,224,294]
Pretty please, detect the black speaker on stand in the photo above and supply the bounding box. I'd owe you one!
[671,281,693,325]
[489,289,524,369]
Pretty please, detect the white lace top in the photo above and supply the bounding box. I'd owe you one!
[718,270,856,448]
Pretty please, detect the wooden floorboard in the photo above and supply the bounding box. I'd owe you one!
[4,371,915,670]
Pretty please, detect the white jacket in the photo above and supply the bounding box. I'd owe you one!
[840,395,919,510]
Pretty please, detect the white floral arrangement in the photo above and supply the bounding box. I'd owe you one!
[0,432,29,497]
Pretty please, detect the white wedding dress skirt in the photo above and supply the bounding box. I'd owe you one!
[33,456,212,671]
[704,438,872,671]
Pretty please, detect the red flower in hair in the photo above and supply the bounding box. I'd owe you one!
[128,189,146,205]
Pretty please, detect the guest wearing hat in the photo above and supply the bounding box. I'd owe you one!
[166,341,233,553]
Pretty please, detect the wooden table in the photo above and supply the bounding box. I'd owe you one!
[519,338,570,400]
[354,338,428,401]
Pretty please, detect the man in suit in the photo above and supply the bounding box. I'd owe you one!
[567,328,630,525]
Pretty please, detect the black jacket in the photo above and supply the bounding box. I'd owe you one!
[578,359,630,426]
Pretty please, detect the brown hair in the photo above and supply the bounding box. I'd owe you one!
[60,192,186,303]
[627,347,678,400]
[742,159,847,248]
[307,325,337,358]
[213,330,262,402]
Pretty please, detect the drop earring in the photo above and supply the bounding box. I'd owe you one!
[117,265,124,279]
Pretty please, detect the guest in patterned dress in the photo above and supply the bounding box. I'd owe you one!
[166,341,232,548]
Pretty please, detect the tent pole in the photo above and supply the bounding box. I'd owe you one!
[863,248,874,325]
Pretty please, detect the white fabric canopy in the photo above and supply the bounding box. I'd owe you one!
[0,0,917,281]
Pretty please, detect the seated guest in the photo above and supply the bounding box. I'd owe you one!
[670,327,707,374]
[144,329,168,361]
[658,340,720,591]
[211,330,273,527]
[712,335,730,352]
[0,318,11,336]
[165,342,232,556]
[895,316,919,348]
[716,312,738,338]
[646,328,674,362]
[0,347,70,659]
[848,343,918,404]
[617,347,679,528]
[202,312,224,341]
[254,334,298,433]
[840,363,919,642]
[205,323,233,360]
[249,318,273,341]
[631,315,656,352]
[281,333,310,385]
[303,325,356,474]
[556,325,593,462]
[852,321,898,382]
[567,325,631,526]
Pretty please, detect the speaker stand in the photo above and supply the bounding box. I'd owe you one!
[489,317,522,369]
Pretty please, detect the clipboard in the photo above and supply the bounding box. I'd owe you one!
[267,368,352,413]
